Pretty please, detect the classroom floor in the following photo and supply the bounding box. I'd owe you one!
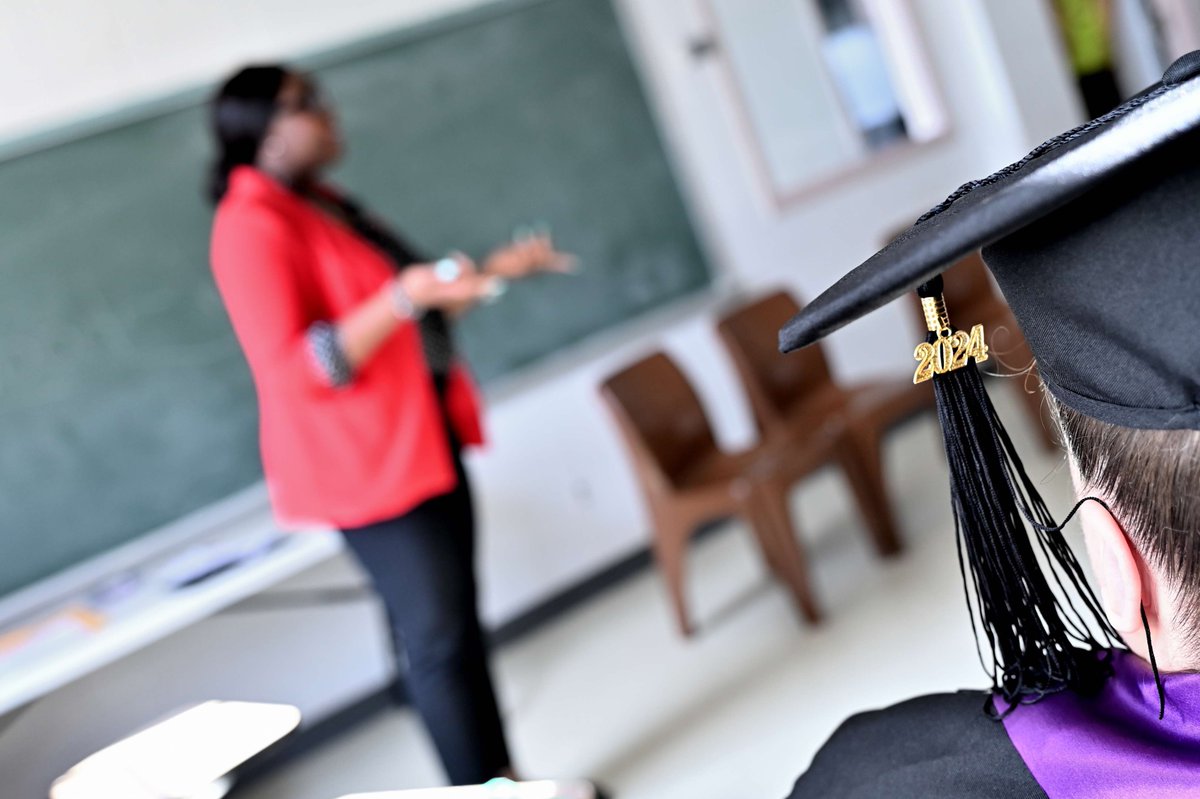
[235,385,1076,799]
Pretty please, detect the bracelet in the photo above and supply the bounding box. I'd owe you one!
[389,278,424,320]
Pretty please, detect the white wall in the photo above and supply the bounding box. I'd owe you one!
[0,0,496,143]
[975,0,1084,145]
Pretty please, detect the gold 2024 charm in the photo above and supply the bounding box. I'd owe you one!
[913,324,988,384]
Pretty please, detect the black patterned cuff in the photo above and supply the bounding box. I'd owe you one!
[307,321,353,388]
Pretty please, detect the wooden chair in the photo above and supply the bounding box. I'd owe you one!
[919,251,1057,449]
[600,352,832,637]
[717,290,935,557]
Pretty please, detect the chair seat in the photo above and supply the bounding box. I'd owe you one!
[843,378,935,429]
[675,448,761,491]
[675,445,792,493]
[780,378,931,437]
[677,427,845,494]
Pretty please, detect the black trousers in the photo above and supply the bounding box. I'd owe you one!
[341,452,511,785]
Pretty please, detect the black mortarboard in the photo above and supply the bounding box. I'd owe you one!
[779,52,1200,710]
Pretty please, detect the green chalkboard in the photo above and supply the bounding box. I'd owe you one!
[0,0,710,597]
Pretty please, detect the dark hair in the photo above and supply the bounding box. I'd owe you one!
[1052,396,1200,650]
[208,65,288,204]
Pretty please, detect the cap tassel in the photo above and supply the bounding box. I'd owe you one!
[915,276,1118,713]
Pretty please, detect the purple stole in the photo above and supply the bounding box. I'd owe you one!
[1001,650,1200,798]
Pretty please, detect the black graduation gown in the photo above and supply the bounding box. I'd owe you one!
[786,691,1047,798]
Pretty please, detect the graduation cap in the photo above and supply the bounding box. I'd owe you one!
[780,51,1200,710]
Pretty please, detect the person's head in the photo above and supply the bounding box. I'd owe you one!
[208,65,341,203]
[779,52,1200,702]
[1053,396,1200,671]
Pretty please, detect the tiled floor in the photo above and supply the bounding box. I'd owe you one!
[237,387,1077,799]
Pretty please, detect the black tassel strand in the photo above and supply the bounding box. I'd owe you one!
[916,277,1118,714]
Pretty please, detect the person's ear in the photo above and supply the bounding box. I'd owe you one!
[1078,499,1145,635]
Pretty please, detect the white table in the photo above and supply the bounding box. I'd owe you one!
[338,781,595,799]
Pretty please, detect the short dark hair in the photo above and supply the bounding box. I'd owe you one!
[1052,396,1200,645]
[207,64,288,204]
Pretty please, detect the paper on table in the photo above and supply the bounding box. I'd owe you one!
[51,701,301,799]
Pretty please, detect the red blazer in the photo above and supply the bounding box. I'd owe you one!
[211,166,485,530]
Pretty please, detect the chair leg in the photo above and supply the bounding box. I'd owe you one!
[750,485,821,625]
[746,503,785,584]
[836,431,903,557]
[651,526,694,638]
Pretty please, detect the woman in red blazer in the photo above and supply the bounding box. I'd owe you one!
[208,65,571,786]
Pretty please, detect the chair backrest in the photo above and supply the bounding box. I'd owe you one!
[942,250,1002,319]
[600,352,719,492]
[717,290,833,433]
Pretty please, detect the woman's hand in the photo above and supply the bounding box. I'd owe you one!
[483,234,577,280]
[336,256,490,372]
[396,254,499,316]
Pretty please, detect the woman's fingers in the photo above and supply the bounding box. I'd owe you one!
[503,236,574,277]
[541,251,579,274]
[451,251,477,276]
[528,235,554,263]
[397,262,495,313]
[483,244,523,279]
[435,252,477,283]
[436,236,575,296]
[441,272,497,304]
